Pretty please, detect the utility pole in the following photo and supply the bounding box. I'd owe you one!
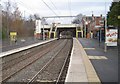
[43,24,45,40]
[41,17,45,40]
[118,16,120,48]
[84,23,86,38]
[83,16,87,38]
[104,1,107,52]
[0,4,2,83]
[0,4,2,40]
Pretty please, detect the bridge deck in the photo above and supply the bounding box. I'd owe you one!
[43,24,79,29]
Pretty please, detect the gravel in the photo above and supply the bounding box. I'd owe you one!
[33,39,73,83]
[2,39,62,82]
[3,39,68,83]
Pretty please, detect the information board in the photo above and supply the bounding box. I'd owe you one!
[106,29,118,46]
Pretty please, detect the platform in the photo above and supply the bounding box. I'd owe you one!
[65,38,101,83]
[0,39,57,58]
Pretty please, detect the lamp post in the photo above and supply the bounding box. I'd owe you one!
[104,17,107,52]
[118,15,120,49]
[99,27,102,46]
[85,21,88,38]
[99,18,104,46]
[118,16,120,19]
[41,17,45,40]
[104,1,107,52]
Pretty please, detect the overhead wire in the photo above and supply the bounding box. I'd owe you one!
[41,0,61,23]
[49,0,61,22]
[68,0,72,23]
[16,0,61,23]
[70,0,73,23]
[68,0,72,16]
[1,0,31,19]
[41,0,59,17]
[18,0,39,14]
[14,1,34,16]
[49,0,61,15]
[11,0,32,15]
[49,0,57,11]
[16,0,51,20]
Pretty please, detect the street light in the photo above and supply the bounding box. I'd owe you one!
[99,18,104,46]
[118,16,120,19]
[104,1,107,52]
[85,21,88,38]
[41,17,45,40]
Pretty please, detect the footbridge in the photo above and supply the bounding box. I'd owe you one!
[42,24,83,38]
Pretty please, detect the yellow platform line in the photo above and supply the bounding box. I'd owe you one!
[76,38,101,83]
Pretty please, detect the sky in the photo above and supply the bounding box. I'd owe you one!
[1,0,113,24]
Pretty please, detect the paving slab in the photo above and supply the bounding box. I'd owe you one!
[65,38,101,83]
[78,38,118,83]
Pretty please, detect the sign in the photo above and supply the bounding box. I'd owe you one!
[10,32,17,36]
[10,32,17,41]
[106,29,118,46]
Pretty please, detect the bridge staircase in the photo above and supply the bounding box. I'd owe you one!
[49,23,58,38]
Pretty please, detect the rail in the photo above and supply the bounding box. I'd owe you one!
[27,39,68,84]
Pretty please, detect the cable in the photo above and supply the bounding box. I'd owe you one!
[13,1,33,15]
[13,0,29,15]
[50,0,57,10]
[41,0,60,18]
[15,0,44,17]
[68,0,71,16]
[18,0,38,14]
[68,0,72,23]
[49,0,63,22]
[49,0,61,14]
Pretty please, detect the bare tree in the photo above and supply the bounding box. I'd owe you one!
[72,13,83,24]
[34,14,40,20]
[4,0,11,38]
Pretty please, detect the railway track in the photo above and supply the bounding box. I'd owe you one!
[2,39,73,83]
[2,39,63,82]
[2,40,58,70]
[28,39,72,84]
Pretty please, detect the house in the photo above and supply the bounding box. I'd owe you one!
[82,14,105,39]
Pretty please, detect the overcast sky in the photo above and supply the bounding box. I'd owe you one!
[1,0,113,24]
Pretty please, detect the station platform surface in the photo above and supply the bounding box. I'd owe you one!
[78,38,118,83]
[0,38,57,57]
[65,38,101,83]
[1,38,53,52]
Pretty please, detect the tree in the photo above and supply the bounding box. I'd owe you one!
[4,1,11,38]
[23,15,35,37]
[34,14,40,20]
[2,1,23,39]
[107,2,120,27]
[2,1,48,39]
[72,13,83,24]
